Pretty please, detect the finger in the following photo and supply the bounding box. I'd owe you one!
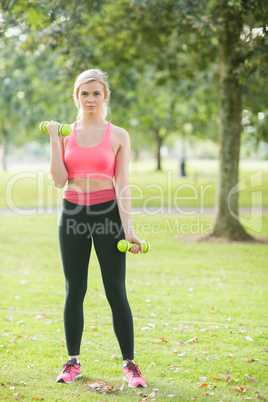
[129,244,139,254]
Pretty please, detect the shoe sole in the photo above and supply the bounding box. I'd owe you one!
[123,376,147,388]
[56,374,82,384]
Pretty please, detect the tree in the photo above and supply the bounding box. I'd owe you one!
[0,32,76,170]
[88,0,268,240]
[210,0,268,240]
[1,0,267,241]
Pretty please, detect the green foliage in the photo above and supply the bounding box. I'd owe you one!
[0,0,268,170]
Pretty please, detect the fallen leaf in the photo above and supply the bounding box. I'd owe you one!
[247,375,257,383]
[86,380,123,394]
[205,392,214,396]
[226,375,232,383]
[135,391,149,397]
[170,366,180,372]
[212,377,222,381]
[198,384,208,388]
[178,324,189,331]
[14,393,20,400]
[226,353,234,358]
[117,384,124,392]
[245,336,253,342]
[199,377,207,382]
[110,354,121,359]
[261,349,268,352]
[194,357,201,361]
[186,337,198,343]
[244,358,255,363]
[32,398,44,401]
[232,386,247,392]
[153,338,168,343]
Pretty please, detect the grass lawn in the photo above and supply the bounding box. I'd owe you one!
[0,212,267,401]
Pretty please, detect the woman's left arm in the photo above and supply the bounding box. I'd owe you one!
[114,129,143,254]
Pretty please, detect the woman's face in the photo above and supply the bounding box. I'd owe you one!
[77,81,107,116]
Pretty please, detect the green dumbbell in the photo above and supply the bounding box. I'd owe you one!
[117,239,150,253]
[39,121,72,136]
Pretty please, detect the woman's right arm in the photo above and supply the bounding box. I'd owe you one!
[47,121,69,188]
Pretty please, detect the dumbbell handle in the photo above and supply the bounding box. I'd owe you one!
[117,239,150,253]
[39,121,72,136]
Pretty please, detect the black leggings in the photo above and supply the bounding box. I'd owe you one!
[58,199,134,360]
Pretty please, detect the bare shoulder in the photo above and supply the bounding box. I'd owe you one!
[111,124,130,141]
[111,124,130,155]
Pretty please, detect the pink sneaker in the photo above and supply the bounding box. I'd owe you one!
[123,360,147,388]
[56,358,82,384]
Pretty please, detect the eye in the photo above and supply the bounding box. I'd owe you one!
[81,92,88,96]
[94,92,101,96]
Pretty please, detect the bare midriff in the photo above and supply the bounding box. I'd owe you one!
[65,177,114,193]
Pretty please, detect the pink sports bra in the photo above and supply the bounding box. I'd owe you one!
[64,121,116,180]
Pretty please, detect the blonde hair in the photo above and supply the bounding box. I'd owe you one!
[73,69,110,119]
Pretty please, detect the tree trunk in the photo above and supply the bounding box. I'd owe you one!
[1,127,8,171]
[156,131,163,171]
[211,5,252,241]
[179,136,187,177]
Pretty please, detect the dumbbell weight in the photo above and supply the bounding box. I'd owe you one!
[39,121,72,136]
[117,239,150,253]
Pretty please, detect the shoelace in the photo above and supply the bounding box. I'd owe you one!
[62,363,77,373]
[125,359,141,377]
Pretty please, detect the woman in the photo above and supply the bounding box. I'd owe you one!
[47,69,146,388]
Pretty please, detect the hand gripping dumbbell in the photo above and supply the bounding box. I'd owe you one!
[39,121,72,136]
[117,239,150,253]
